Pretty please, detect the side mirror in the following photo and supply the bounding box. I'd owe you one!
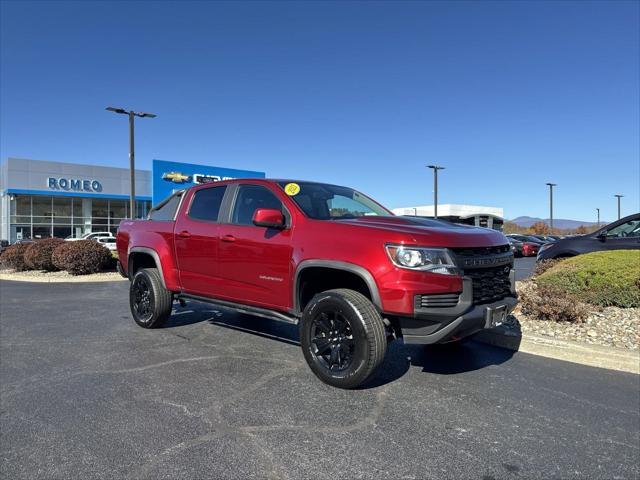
[597,232,607,242]
[252,208,286,229]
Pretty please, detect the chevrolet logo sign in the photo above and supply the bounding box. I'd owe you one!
[162,172,191,183]
[462,255,512,268]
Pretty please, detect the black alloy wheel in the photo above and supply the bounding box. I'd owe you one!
[300,289,387,389]
[131,274,154,323]
[310,311,356,372]
[129,268,173,328]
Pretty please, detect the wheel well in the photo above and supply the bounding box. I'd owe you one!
[297,267,372,312]
[128,252,158,278]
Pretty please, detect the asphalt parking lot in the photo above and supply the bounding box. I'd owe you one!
[514,256,536,281]
[1,280,638,479]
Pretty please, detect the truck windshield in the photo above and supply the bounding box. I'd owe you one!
[277,181,393,220]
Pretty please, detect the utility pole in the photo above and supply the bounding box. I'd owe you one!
[106,107,157,218]
[596,208,600,228]
[546,183,557,234]
[427,165,445,219]
[614,194,624,220]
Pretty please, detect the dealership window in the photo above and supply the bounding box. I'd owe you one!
[32,196,52,217]
[92,199,109,226]
[6,195,153,242]
[52,197,72,218]
[32,225,51,239]
[110,200,127,221]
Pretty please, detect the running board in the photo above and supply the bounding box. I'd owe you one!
[176,293,300,325]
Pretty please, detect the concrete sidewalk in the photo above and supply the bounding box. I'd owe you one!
[475,326,640,374]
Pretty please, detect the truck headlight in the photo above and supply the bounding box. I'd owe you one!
[385,245,461,275]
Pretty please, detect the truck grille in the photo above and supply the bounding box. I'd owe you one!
[465,266,512,304]
[415,292,461,309]
[452,245,511,257]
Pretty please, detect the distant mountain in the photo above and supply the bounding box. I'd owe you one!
[509,216,604,229]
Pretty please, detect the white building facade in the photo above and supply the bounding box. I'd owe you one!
[391,204,504,231]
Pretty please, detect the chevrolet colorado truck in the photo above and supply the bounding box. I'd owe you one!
[117,179,516,388]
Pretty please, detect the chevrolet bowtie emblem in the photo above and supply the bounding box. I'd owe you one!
[162,172,191,183]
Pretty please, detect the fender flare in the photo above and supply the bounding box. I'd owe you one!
[128,247,167,288]
[293,260,382,313]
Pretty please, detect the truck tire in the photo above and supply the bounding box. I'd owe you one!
[129,268,172,328]
[300,289,387,389]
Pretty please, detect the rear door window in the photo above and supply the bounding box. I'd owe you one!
[149,192,183,221]
[188,186,227,222]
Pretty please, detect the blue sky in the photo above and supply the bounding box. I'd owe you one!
[1,0,638,221]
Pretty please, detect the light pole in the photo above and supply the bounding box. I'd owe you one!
[596,208,600,228]
[427,165,445,219]
[106,107,157,218]
[614,194,623,220]
[546,183,556,234]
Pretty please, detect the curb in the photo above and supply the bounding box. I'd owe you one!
[475,326,640,374]
[0,273,127,283]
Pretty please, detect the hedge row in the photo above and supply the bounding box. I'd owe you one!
[0,239,114,275]
[537,250,640,308]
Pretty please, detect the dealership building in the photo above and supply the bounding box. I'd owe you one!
[0,157,264,243]
[391,204,505,230]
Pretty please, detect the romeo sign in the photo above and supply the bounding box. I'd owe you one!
[47,177,103,192]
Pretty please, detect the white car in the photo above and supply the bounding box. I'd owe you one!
[96,236,117,251]
[65,232,112,242]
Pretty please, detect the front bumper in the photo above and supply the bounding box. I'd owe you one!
[399,271,518,345]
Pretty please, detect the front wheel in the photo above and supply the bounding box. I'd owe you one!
[300,289,387,389]
[129,268,172,328]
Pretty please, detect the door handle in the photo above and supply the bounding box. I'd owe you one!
[177,230,192,238]
[221,235,236,243]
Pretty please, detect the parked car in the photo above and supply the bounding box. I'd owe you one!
[66,232,111,242]
[118,179,517,389]
[521,241,540,257]
[529,235,555,243]
[97,236,117,251]
[507,234,547,245]
[537,213,640,261]
[507,237,524,257]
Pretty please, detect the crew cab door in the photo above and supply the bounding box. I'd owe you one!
[217,183,293,310]
[174,185,228,297]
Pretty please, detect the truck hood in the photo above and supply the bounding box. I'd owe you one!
[330,215,508,247]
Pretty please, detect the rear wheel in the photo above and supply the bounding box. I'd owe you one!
[300,289,387,389]
[129,268,172,328]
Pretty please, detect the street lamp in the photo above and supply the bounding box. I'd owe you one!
[596,208,600,228]
[546,183,557,234]
[427,165,445,219]
[614,194,624,220]
[106,107,157,218]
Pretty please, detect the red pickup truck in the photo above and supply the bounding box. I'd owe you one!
[117,179,516,388]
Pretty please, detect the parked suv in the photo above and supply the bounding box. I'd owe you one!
[537,213,640,261]
[117,179,516,388]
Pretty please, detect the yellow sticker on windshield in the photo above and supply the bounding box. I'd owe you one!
[284,183,300,196]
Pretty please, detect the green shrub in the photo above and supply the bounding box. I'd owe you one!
[0,243,32,271]
[24,238,64,271]
[52,240,112,275]
[537,250,640,308]
[519,283,590,322]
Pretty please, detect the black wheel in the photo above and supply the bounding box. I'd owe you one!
[129,268,172,328]
[300,289,387,389]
